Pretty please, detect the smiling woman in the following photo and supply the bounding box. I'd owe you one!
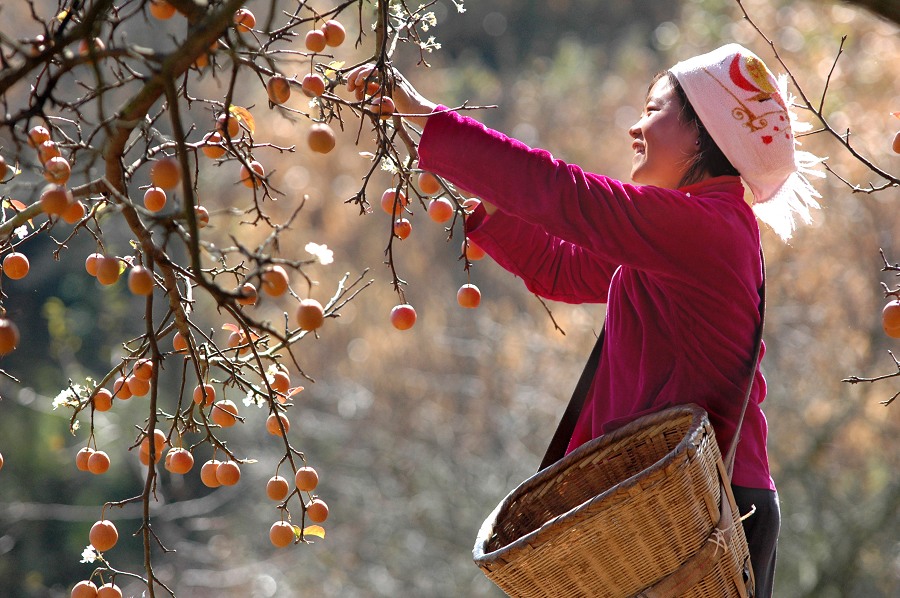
[628,75,704,189]
[632,72,741,190]
[348,43,824,598]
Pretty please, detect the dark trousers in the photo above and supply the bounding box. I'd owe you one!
[732,485,780,598]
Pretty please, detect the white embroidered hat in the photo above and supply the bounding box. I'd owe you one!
[670,43,824,240]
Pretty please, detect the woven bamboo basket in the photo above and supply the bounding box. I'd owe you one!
[473,404,754,597]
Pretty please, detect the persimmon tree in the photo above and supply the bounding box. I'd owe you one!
[1,0,890,595]
[732,0,900,405]
[844,249,900,405]
[0,0,474,596]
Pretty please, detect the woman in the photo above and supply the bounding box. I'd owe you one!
[349,44,823,598]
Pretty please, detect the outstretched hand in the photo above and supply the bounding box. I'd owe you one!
[345,64,437,129]
[345,64,498,216]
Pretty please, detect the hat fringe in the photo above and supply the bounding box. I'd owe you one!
[752,79,826,241]
[752,151,825,241]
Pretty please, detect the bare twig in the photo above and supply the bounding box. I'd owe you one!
[735,0,899,192]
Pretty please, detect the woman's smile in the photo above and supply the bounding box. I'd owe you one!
[628,77,700,188]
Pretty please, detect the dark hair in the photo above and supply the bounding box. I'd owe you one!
[655,72,739,187]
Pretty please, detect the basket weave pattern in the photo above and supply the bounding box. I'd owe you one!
[473,405,751,597]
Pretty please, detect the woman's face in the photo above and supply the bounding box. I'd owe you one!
[629,76,701,189]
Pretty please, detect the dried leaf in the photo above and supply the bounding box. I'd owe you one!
[229,106,255,135]
[3,198,33,226]
[287,386,305,397]
[5,199,26,212]
[222,322,240,332]
[303,525,325,539]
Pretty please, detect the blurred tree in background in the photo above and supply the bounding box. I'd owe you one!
[0,0,898,597]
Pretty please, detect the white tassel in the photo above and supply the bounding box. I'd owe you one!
[753,152,825,241]
[753,78,826,241]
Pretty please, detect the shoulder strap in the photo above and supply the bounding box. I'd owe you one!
[538,326,605,471]
[539,251,767,475]
[723,250,766,477]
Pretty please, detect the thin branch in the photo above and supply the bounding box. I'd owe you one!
[735,0,899,191]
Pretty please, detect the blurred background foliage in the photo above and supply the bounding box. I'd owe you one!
[0,0,898,596]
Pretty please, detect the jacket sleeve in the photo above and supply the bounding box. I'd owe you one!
[418,107,742,281]
[465,205,618,304]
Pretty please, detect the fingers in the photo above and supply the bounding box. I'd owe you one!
[346,64,380,92]
[345,64,384,102]
[343,64,434,125]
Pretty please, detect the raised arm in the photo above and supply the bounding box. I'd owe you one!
[418,108,753,280]
[465,206,619,304]
[347,64,756,283]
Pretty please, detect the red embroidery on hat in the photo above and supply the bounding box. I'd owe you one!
[729,55,760,92]
[704,58,790,134]
[761,135,773,144]
[729,55,787,109]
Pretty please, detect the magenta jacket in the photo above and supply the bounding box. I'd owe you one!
[419,107,773,491]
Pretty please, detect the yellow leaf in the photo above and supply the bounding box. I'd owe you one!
[303,525,325,539]
[57,10,68,22]
[324,61,345,79]
[229,106,255,135]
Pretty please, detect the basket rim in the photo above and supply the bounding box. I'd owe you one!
[473,403,711,567]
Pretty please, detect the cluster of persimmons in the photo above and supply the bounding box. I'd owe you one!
[0,1,498,596]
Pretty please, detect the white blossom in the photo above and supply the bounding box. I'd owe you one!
[265,363,281,383]
[305,242,334,265]
[380,158,399,175]
[80,545,98,563]
[243,388,266,408]
[52,388,79,410]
